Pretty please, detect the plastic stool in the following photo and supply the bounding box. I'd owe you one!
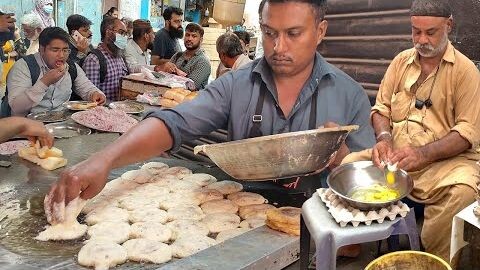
[300,193,420,270]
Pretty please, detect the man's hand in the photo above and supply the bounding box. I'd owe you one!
[76,37,90,54]
[44,154,110,223]
[162,62,178,74]
[90,91,106,105]
[372,139,393,168]
[0,13,15,32]
[174,67,187,77]
[16,117,54,148]
[40,66,67,86]
[389,146,430,172]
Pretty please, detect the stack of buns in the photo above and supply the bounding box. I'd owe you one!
[18,141,67,171]
[265,207,301,236]
[160,88,198,108]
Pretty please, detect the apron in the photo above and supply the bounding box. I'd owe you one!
[247,81,326,198]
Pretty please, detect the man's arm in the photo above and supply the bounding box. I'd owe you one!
[7,60,46,116]
[0,117,53,147]
[391,63,480,171]
[82,53,101,87]
[124,44,155,73]
[72,63,106,104]
[45,74,235,222]
[151,55,170,66]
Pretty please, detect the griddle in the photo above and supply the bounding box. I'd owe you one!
[0,134,300,270]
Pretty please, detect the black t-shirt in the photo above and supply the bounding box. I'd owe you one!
[152,28,181,60]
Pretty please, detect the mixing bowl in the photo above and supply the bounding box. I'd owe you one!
[327,161,413,210]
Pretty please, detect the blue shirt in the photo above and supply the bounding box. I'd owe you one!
[147,52,375,152]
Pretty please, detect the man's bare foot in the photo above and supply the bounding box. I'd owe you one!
[337,244,361,258]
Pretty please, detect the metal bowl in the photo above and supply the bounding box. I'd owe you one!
[194,125,358,181]
[327,161,413,210]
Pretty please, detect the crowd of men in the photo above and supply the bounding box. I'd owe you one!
[1,0,479,268]
[0,5,254,116]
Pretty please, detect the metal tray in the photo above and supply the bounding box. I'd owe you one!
[64,101,97,111]
[108,101,145,114]
[45,121,91,138]
[26,110,69,123]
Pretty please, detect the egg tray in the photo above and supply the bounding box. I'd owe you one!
[317,188,410,227]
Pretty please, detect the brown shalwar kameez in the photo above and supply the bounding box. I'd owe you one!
[343,42,480,262]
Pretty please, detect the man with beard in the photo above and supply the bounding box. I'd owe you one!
[124,19,184,75]
[66,14,94,65]
[82,17,129,101]
[2,27,105,116]
[169,23,211,89]
[45,0,375,241]
[151,7,183,66]
[342,0,480,264]
[17,13,44,57]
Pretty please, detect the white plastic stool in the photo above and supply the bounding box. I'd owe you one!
[300,192,420,270]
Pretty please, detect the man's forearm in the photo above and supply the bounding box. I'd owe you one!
[0,117,25,143]
[420,131,471,163]
[372,112,392,141]
[97,118,174,170]
[151,56,170,66]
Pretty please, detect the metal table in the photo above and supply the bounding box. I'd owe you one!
[0,134,300,270]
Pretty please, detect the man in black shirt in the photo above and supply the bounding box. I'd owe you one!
[151,7,183,65]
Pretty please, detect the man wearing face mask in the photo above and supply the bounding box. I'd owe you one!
[32,0,55,29]
[151,7,183,66]
[124,19,182,75]
[66,14,94,65]
[82,17,129,101]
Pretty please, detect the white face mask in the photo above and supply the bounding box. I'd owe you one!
[43,5,53,14]
[114,33,127,50]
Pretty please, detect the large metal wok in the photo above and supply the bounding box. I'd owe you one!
[194,125,358,181]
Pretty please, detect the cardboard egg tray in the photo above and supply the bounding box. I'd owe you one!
[317,188,410,227]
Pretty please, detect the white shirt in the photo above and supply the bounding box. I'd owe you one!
[26,38,39,55]
[124,39,155,73]
[232,54,253,70]
[7,53,104,116]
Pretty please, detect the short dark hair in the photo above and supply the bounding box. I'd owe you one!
[105,7,118,16]
[163,7,183,21]
[216,32,244,58]
[66,14,92,34]
[101,17,119,41]
[39,27,70,47]
[132,19,152,41]
[185,23,204,37]
[258,0,327,24]
[233,31,250,45]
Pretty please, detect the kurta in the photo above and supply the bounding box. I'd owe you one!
[343,41,480,263]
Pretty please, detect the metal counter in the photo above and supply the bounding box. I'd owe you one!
[0,134,300,270]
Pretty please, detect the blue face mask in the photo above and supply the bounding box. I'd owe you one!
[114,33,127,50]
[43,5,53,14]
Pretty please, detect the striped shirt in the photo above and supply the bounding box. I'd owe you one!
[82,44,128,101]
